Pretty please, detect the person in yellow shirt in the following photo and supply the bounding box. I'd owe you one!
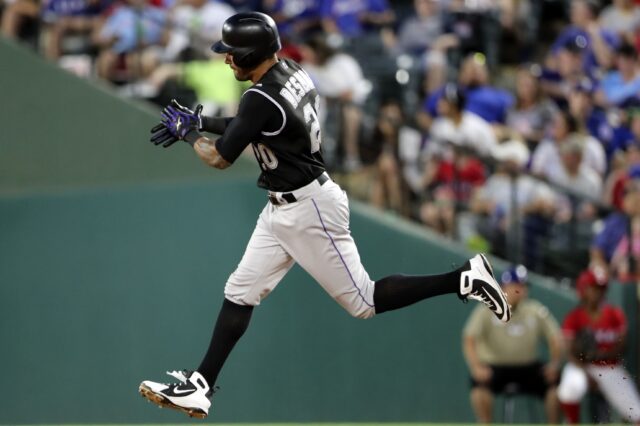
[463,265,563,423]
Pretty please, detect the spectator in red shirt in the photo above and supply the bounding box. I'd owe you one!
[557,268,640,424]
[418,143,486,237]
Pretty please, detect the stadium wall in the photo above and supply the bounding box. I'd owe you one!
[0,37,636,424]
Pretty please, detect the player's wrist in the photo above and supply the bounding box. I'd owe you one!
[184,129,203,146]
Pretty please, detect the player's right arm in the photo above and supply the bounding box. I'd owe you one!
[193,137,232,169]
[202,89,282,168]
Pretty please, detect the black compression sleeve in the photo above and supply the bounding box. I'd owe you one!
[183,129,201,146]
[215,90,283,164]
[201,116,233,135]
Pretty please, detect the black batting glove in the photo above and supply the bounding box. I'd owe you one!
[150,122,179,148]
[164,99,203,131]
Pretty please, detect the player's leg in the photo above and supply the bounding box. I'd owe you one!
[197,207,296,387]
[275,180,509,321]
[139,204,294,418]
[557,362,588,424]
[587,364,640,423]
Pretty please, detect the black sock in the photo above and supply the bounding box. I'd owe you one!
[197,298,253,388]
[373,261,468,314]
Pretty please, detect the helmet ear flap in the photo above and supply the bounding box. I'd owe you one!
[232,47,256,68]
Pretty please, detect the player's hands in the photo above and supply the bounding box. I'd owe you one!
[149,101,204,148]
[471,364,492,384]
[166,99,203,130]
[150,122,179,148]
[162,103,203,139]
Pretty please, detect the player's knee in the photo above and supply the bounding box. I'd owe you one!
[557,374,587,403]
[347,304,375,319]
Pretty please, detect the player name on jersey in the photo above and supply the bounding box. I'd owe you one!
[278,70,315,109]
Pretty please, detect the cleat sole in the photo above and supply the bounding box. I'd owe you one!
[139,383,207,419]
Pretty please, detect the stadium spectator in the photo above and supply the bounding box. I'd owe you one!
[428,83,497,157]
[92,0,166,82]
[41,0,106,60]
[469,139,555,258]
[531,111,606,181]
[602,136,640,208]
[1,0,40,40]
[415,84,491,236]
[547,134,602,226]
[319,0,394,39]
[263,0,320,41]
[550,133,602,197]
[504,64,559,149]
[418,142,485,237]
[462,265,563,424]
[129,50,248,116]
[155,0,234,64]
[557,268,640,424]
[597,42,640,108]
[598,0,640,39]
[300,33,371,171]
[391,0,458,94]
[221,0,260,11]
[417,53,514,131]
[608,204,640,282]
[496,0,540,63]
[591,165,640,271]
[440,0,503,69]
[368,99,409,214]
[567,79,620,159]
[548,0,619,75]
[541,35,594,108]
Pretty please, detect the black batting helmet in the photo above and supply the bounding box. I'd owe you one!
[212,12,281,69]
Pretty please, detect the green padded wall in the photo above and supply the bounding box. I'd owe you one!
[0,180,581,424]
[0,38,256,195]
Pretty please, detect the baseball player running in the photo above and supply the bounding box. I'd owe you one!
[139,11,511,419]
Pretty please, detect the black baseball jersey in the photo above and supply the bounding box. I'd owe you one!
[215,59,326,192]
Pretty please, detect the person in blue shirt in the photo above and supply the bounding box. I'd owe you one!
[549,0,619,76]
[221,0,262,11]
[566,78,626,161]
[591,167,640,269]
[93,0,166,81]
[540,36,597,110]
[95,0,165,55]
[597,43,640,107]
[320,0,394,38]
[416,53,514,131]
[42,0,108,59]
[263,0,321,39]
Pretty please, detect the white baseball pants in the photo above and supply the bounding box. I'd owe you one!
[558,361,640,422]
[224,174,376,319]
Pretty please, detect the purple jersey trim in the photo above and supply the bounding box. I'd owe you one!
[311,198,374,308]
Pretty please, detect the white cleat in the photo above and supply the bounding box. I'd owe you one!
[139,370,212,419]
[460,254,511,322]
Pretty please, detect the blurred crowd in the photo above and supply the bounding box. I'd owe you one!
[4,0,640,283]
